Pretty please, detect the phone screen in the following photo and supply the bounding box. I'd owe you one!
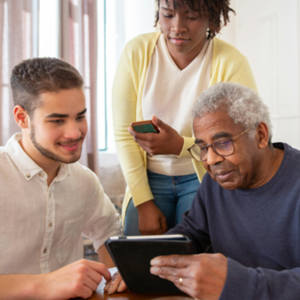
[132,124,158,133]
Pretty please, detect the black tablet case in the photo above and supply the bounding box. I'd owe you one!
[105,236,193,293]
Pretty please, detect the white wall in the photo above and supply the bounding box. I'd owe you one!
[220,0,300,149]
[218,0,237,46]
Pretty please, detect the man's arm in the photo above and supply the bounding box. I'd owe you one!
[98,244,114,268]
[0,259,111,300]
[220,258,300,300]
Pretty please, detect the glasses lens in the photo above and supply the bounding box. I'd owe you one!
[189,145,208,161]
[214,140,234,156]
[189,145,200,161]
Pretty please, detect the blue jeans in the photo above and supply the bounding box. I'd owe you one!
[124,170,200,235]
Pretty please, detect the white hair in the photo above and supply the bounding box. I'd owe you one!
[192,82,272,143]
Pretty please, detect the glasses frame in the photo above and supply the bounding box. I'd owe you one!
[187,126,254,162]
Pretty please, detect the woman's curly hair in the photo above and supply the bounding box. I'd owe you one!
[155,0,235,39]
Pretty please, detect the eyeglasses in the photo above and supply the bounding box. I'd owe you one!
[187,126,253,162]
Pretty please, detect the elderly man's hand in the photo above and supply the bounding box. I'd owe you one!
[104,271,127,295]
[150,253,227,300]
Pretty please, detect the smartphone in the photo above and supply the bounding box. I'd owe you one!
[131,120,159,133]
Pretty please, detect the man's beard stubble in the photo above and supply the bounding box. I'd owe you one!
[30,123,83,164]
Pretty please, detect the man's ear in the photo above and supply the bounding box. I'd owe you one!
[256,122,269,149]
[14,105,30,129]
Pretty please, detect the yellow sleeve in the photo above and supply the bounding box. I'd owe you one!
[112,47,153,207]
[231,57,257,92]
[178,136,195,158]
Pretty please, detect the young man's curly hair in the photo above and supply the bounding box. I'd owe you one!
[155,0,235,39]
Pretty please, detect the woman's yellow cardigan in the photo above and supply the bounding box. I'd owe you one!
[112,32,257,222]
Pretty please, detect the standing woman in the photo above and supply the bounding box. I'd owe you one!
[112,0,257,236]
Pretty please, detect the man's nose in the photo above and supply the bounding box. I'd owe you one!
[171,14,187,34]
[64,122,82,140]
[206,146,224,166]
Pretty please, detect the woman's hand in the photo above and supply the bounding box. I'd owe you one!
[136,200,168,235]
[128,116,184,156]
[104,271,127,295]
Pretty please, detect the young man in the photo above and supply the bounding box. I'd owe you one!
[0,58,122,299]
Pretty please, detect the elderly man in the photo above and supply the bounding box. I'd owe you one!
[149,82,300,299]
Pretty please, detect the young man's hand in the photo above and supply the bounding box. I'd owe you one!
[0,259,111,300]
[38,259,111,299]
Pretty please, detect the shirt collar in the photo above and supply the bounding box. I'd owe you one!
[55,163,71,182]
[5,133,71,182]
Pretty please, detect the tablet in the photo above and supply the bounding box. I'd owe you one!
[105,234,193,293]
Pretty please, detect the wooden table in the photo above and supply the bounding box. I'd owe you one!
[77,279,192,300]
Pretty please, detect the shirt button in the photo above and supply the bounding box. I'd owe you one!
[43,248,47,254]
[26,174,31,179]
[49,193,51,197]
[39,173,44,177]
[48,223,52,228]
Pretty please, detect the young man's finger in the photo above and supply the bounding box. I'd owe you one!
[87,268,103,285]
[77,285,94,299]
[83,276,99,292]
[85,260,112,282]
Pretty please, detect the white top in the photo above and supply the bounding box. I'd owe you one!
[142,34,213,176]
[0,133,122,274]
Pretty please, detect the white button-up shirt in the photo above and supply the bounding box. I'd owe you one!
[0,133,122,274]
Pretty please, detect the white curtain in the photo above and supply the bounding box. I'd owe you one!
[60,0,100,176]
[0,0,100,177]
[0,0,37,146]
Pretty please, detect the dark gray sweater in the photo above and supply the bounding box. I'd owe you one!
[169,143,300,300]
